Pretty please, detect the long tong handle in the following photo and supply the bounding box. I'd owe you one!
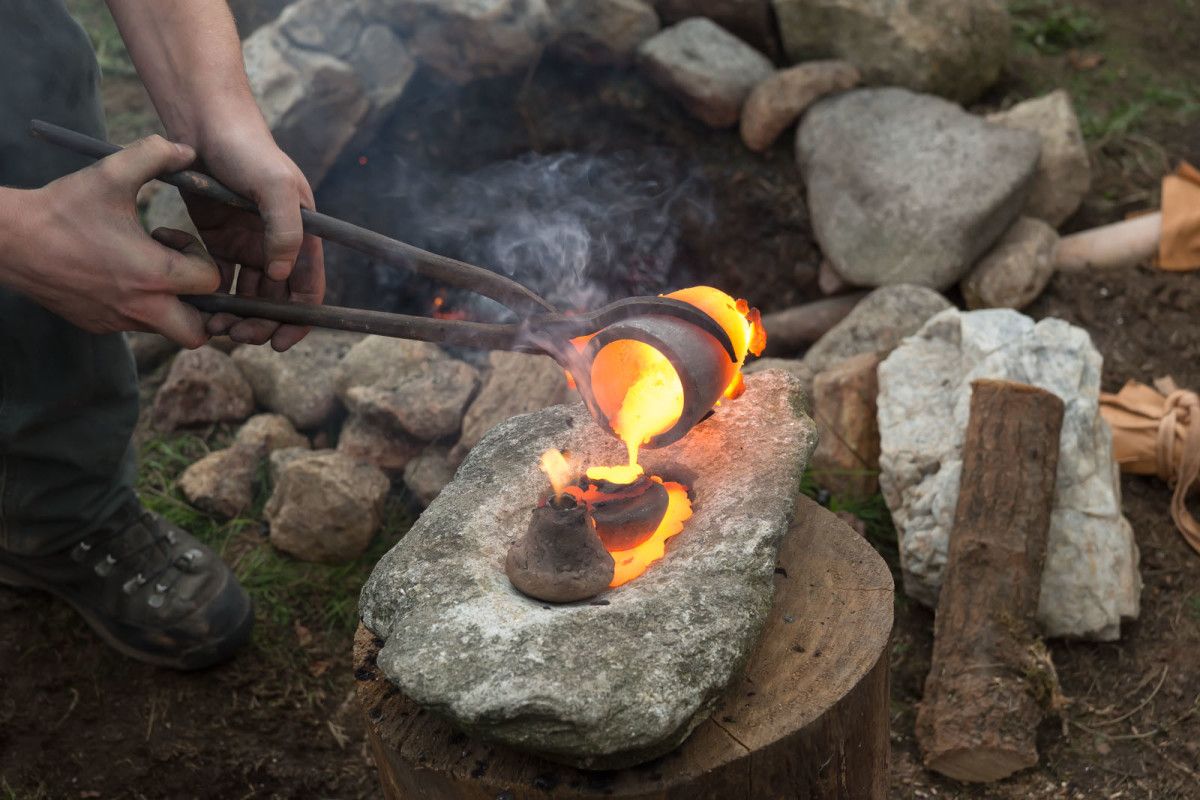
[29,120,556,316]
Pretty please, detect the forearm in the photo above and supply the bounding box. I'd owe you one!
[103,0,266,146]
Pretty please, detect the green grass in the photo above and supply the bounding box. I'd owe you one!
[136,430,412,668]
[1011,0,1104,55]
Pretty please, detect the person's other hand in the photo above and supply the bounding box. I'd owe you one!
[184,118,325,352]
[0,135,221,348]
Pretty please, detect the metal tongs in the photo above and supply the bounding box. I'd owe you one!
[30,120,737,417]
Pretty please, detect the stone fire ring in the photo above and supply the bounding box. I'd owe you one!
[353,495,893,798]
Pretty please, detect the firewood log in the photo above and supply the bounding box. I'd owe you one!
[916,379,1064,783]
[761,292,868,355]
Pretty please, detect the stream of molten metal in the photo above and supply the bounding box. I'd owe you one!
[537,286,765,586]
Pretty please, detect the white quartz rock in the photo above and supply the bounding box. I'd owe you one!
[878,308,1141,640]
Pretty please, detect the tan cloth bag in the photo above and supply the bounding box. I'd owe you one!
[1099,377,1200,555]
[1158,162,1200,271]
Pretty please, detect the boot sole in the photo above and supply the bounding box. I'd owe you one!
[0,562,254,671]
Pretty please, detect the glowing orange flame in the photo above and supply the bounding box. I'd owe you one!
[539,449,573,500]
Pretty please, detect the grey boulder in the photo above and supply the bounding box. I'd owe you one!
[962,217,1060,310]
[152,347,255,431]
[232,330,362,429]
[178,442,263,520]
[343,359,480,442]
[878,308,1141,640]
[402,445,458,507]
[988,90,1092,227]
[267,450,391,563]
[797,88,1041,290]
[801,284,952,375]
[549,0,660,65]
[359,371,816,768]
[383,0,554,83]
[452,351,570,460]
[772,0,1011,103]
[637,18,774,128]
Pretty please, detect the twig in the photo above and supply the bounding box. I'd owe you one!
[1090,665,1168,727]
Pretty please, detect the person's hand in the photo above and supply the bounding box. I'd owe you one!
[0,135,221,348]
[183,118,325,352]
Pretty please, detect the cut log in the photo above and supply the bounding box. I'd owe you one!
[810,352,881,502]
[354,495,893,799]
[762,292,868,356]
[916,379,1065,783]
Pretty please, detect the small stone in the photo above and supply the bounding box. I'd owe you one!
[360,371,817,768]
[637,18,774,129]
[988,90,1092,227]
[385,0,554,83]
[232,330,362,429]
[452,351,570,460]
[811,353,881,502]
[652,0,776,54]
[740,60,860,152]
[335,335,450,399]
[878,308,1141,640]
[266,451,390,563]
[962,217,1060,311]
[234,413,311,452]
[343,360,480,442]
[797,88,1041,290]
[773,0,1011,103]
[179,442,263,520]
[549,0,660,65]
[269,446,327,484]
[802,285,952,375]
[125,332,179,374]
[402,446,458,507]
[152,348,255,431]
[337,413,423,472]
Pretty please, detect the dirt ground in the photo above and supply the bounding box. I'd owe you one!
[3,1,1200,798]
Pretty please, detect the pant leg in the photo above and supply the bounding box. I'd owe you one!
[0,0,138,556]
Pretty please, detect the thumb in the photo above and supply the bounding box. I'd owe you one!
[97,134,196,193]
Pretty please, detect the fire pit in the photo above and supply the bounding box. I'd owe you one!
[359,370,817,769]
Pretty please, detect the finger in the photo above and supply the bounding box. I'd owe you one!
[252,173,307,282]
[149,228,222,295]
[270,234,326,351]
[147,297,209,350]
[229,274,286,345]
[98,135,196,195]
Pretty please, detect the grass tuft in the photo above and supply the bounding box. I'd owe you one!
[1011,0,1104,55]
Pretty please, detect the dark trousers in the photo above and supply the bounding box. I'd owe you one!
[0,0,138,556]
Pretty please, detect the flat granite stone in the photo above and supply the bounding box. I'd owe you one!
[359,370,816,769]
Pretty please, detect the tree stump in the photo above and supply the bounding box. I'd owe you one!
[353,495,893,800]
[916,379,1064,782]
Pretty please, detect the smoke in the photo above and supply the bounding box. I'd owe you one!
[382,148,714,318]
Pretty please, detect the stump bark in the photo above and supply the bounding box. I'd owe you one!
[916,379,1065,782]
[353,495,893,800]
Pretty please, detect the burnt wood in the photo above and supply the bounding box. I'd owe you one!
[916,379,1065,783]
[353,495,893,799]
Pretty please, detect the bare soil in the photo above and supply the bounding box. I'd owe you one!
[3,1,1200,798]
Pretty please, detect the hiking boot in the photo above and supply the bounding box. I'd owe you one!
[0,501,253,669]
